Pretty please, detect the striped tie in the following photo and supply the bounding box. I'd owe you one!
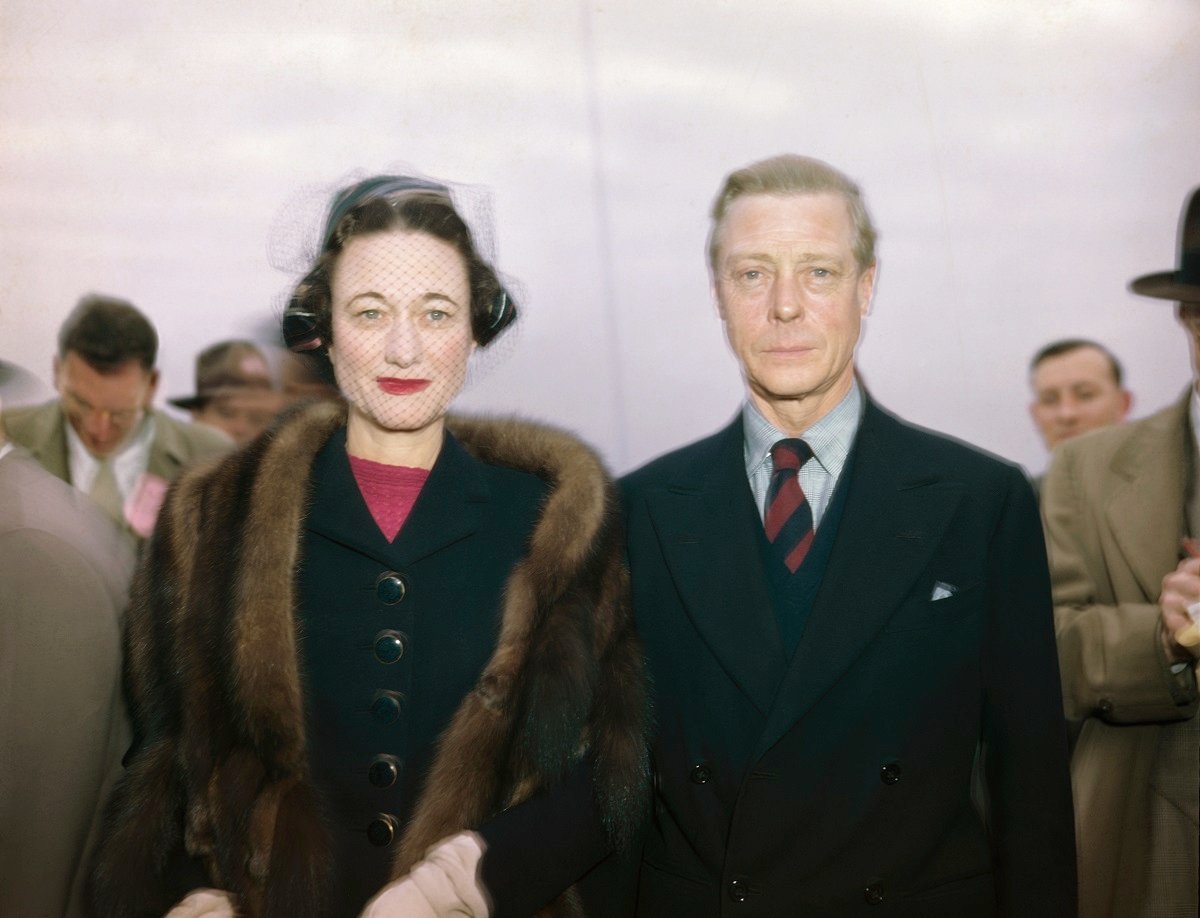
[765,438,814,573]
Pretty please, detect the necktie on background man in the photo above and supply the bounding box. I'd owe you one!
[765,438,814,573]
[88,459,125,525]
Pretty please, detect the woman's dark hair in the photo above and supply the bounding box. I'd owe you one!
[282,176,517,362]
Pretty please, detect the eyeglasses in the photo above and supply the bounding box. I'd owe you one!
[61,388,146,429]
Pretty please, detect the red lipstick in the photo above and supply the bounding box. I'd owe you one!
[378,377,430,395]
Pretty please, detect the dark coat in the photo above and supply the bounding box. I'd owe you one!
[89,402,648,918]
[621,398,1076,917]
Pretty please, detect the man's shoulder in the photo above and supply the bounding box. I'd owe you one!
[863,399,1025,485]
[1054,389,1187,472]
[0,448,135,579]
[620,420,738,495]
[2,399,61,441]
[150,408,235,460]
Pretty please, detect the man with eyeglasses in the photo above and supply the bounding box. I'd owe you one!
[3,294,230,543]
[1043,187,1200,917]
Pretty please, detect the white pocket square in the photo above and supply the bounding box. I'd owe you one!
[930,581,958,601]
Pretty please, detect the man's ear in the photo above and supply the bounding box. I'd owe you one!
[858,261,878,317]
[145,368,161,404]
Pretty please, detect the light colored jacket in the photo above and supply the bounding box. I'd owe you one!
[1043,390,1200,917]
[0,447,135,918]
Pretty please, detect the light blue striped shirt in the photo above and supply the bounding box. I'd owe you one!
[743,382,863,529]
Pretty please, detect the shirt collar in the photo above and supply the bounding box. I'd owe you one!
[743,381,864,478]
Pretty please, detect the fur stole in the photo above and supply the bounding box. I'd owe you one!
[89,401,648,918]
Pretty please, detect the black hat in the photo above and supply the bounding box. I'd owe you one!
[1129,186,1200,303]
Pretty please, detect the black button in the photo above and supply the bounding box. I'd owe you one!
[864,882,885,905]
[373,630,408,664]
[880,762,901,785]
[690,763,712,785]
[727,878,748,903]
[369,755,400,788]
[1097,698,1114,716]
[376,572,406,605]
[367,814,398,847]
[371,691,405,725]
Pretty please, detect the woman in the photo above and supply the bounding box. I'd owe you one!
[90,175,648,917]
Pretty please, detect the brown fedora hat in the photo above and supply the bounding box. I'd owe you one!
[169,340,274,410]
[1129,186,1200,303]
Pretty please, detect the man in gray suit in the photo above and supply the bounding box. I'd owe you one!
[0,361,135,918]
[3,294,230,544]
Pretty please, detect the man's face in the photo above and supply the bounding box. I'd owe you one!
[192,390,281,447]
[714,192,875,429]
[1179,303,1200,391]
[1029,346,1130,450]
[55,351,158,458]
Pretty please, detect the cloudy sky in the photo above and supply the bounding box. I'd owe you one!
[1,0,1197,473]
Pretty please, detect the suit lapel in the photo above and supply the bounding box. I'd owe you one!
[753,400,966,758]
[145,409,187,482]
[645,418,787,715]
[1104,392,1189,599]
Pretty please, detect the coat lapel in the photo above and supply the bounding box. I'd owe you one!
[304,428,487,569]
[1103,391,1190,599]
[753,400,966,759]
[645,418,787,715]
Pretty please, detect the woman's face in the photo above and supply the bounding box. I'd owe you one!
[328,229,475,439]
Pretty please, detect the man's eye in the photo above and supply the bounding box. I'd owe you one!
[811,267,831,278]
[428,309,447,321]
[356,308,381,320]
[741,270,762,281]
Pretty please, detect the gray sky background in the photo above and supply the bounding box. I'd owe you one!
[1,0,1197,474]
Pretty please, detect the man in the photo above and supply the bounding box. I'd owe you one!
[0,361,134,918]
[169,339,283,446]
[3,294,230,542]
[1043,187,1200,917]
[1029,338,1132,451]
[622,155,1075,916]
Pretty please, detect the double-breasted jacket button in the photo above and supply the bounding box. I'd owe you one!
[1097,698,1114,717]
[689,763,712,785]
[727,878,748,903]
[373,630,408,664]
[367,813,399,847]
[863,881,885,905]
[369,754,401,789]
[371,690,405,725]
[375,572,406,605]
[879,762,902,785]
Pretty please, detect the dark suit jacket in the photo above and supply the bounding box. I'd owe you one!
[621,398,1075,917]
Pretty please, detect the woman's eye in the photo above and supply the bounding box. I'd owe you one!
[356,308,382,320]
[428,309,447,322]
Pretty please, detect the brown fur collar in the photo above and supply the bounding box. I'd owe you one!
[90,402,648,918]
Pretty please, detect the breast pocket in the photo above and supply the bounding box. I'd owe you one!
[883,579,983,633]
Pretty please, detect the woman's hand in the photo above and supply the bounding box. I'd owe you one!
[359,832,489,918]
[164,889,237,917]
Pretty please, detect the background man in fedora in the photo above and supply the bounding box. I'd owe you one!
[3,294,230,544]
[622,154,1075,916]
[169,339,283,446]
[1043,188,1200,917]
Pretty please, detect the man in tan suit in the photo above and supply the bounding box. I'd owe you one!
[2,294,230,545]
[0,362,135,918]
[1043,187,1200,917]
